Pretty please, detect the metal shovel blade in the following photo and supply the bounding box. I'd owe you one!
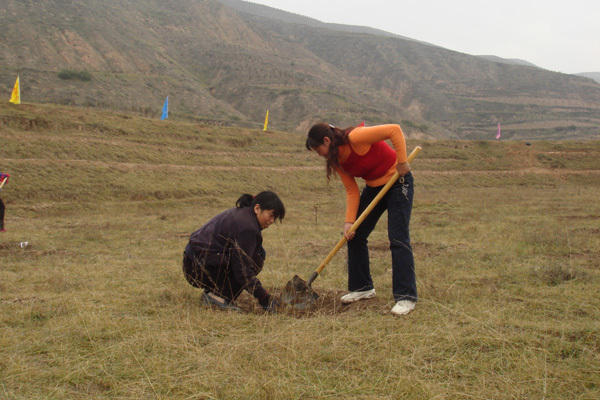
[280,275,319,310]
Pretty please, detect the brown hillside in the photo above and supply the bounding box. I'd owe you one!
[1,0,600,139]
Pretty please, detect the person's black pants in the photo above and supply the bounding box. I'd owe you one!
[346,173,417,302]
[182,251,243,302]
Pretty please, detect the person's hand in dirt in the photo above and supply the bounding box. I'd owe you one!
[259,294,281,313]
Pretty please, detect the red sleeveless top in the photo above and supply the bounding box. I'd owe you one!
[340,141,396,181]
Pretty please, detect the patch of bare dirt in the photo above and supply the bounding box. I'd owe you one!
[234,287,394,318]
[0,242,70,258]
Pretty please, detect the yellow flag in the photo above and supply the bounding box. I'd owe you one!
[263,109,269,131]
[9,76,20,105]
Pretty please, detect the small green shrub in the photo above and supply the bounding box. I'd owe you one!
[57,69,92,81]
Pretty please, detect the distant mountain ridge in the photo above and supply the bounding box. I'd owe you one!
[477,56,600,83]
[1,0,599,139]
[217,0,418,41]
[575,72,600,84]
[476,55,540,69]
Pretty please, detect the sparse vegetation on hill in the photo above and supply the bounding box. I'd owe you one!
[0,0,599,138]
[1,102,599,398]
[57,69,92,81]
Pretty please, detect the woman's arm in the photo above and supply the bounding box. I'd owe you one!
[230,232,269,301]
[349,125,408,164]
[337,169,360,240]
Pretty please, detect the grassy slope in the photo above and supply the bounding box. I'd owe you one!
[1,102,599,399]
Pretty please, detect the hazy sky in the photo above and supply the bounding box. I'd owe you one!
[247,0,600,74]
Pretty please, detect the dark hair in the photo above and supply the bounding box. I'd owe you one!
[236,191,286,222]
[306,122,355,180]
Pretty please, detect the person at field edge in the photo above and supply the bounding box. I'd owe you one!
[0,173,9,232]
[182,191,285,313]
[306,122,417,316]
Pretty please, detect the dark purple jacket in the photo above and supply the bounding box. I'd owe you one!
[186,206,267,300]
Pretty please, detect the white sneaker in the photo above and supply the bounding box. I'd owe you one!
[340,289,376,304]
[391,300,416,316]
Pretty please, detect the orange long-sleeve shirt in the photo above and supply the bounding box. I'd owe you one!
[335,124,408,223]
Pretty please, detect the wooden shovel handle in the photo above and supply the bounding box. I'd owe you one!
[307,146,422,285]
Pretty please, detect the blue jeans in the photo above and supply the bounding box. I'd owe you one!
[347,172,417,302]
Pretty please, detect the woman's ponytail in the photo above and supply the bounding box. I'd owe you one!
[235,194,254,208]
[235,191,285,222]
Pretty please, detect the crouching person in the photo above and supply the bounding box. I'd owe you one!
[183,191,285,313]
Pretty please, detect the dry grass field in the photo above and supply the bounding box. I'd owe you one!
[1,102,599,399]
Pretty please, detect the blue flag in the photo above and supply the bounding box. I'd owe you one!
[161,96,168,120]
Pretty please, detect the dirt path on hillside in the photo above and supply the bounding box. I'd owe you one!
[418,168,600,176]
[2,130,303,159]
[0,157,323,172]
[3,157,599,176]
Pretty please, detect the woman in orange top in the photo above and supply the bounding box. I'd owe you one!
[306,123,416,316]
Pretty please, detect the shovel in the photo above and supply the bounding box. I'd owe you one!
[281,146,422,310]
